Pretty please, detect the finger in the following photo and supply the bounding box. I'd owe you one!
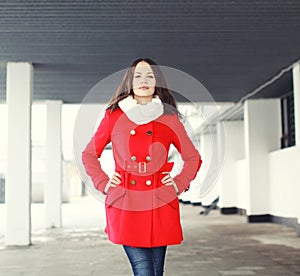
[164,182,174,186]
[111,178,120,184]
[110,181,118,187]
[114,172,121,178]
[112,174,121,182]
[161,172,172,182]
[112,175,121,182]
[161,178,170,184]
[161,177,173,184]
[112,173,121,181]
[110,176,121,185]
[161,173,173,181]
[109,183,118,188]
[161,175,171,182]
[110,178,121,185]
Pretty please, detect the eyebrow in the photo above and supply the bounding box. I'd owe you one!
[134,71,154,74]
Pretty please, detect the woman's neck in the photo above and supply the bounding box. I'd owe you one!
[133,95,153,105]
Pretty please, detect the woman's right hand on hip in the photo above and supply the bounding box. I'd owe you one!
[104,172,122,194]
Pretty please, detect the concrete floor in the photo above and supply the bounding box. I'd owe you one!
[0,196,300,276]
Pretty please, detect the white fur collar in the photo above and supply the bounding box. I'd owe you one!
[118,95,164,125]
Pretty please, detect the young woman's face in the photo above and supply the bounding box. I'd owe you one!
[132,61,156,98]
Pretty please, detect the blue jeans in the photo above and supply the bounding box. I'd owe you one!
[123,245,167,276]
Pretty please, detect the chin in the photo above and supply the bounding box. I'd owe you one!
[134,92,155,98]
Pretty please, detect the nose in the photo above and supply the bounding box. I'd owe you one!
[141,76,147,84]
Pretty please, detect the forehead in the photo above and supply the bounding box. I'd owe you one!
[134,61,154,73]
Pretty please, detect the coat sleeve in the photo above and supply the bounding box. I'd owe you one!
[82,110,111,194]
[171,115,202,194]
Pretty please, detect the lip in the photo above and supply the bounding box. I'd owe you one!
[139,86,149,90]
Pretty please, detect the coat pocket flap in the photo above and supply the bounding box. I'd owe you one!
[153,185,178,210]
[106,186,126,207]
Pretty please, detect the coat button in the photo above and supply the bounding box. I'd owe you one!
[131,156,137,161]
[146,130,152,136]
[130,129,136,135]
[130,180,136,185]
[145,180,152,186]
[145,156,151,161]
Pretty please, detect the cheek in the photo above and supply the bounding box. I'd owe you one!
[132,78,139,88]
[132,87,139,95]
[149,78,156,87]
[150,86,155,94]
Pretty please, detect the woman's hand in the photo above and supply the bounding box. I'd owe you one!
[104,172,122,194]
[161,172,180,195]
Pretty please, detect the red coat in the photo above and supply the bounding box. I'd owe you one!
[82,108,202,247]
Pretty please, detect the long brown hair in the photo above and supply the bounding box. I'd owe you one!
[107,58,179,114]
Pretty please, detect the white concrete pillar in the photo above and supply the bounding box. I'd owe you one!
[293,62,300,148]
[198,131,219,206]
[244,99,281,221]
[292,62,300,235]
[45,100,62,228]
[218,121,245,213]
[5,62,33,246]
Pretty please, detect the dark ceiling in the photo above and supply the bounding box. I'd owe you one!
[0,0,299,103]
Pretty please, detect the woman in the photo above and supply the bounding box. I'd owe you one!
[82,58,202,275]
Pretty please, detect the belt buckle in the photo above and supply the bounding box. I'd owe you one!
[138,162,147,173]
